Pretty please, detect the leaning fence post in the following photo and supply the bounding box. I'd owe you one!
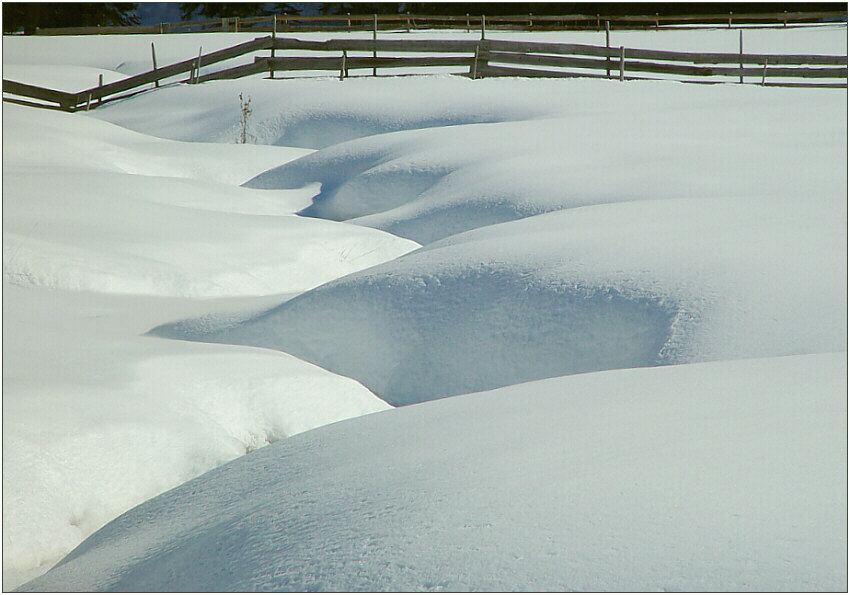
[372,14,378,77]
[194,46,202,84]
[605,21,611,78]
[739,30,744,84]
[86,92,92,111]
[340,50,347,81]
[151,42,159,87]
[619,46,625,81]
[761,59,768,85]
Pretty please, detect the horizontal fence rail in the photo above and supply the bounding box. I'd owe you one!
[27,10,848,36]
[3,35,846,111]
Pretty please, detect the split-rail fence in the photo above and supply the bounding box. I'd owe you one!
[27,10,847,36]
[4,34,846,112]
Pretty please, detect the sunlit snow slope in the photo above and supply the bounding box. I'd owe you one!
[21,355,848,592]
[3,94,413,588]
[4,24,847,592]
[156,194,846,406]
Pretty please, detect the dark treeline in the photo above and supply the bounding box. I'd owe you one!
[3,2,846,33]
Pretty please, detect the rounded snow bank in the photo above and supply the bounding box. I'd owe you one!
[244,80,847,243]
[90,75,551,148]
[154,196,846,406]
[20,354,848,592]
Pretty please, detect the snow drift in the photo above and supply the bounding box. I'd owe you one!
[244,79,848,243]
[155,195,846,406]
[20,354,848,592]
[3,103,419,297]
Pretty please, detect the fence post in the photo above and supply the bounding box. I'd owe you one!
[728,11,733,28]
[596,13,600,31]
[194,46,202,84]
[284,13,289,31]
[151,42,159,88]
[221,17,227,32]
[340,50,347,81]
[86,92,92,111]
[471,44,479,79]
[619,46,625,81]
[605,21,611,78]
[406,11,411,32]
[761,59,768,85]
[97,73,103,105]
[373,14,378,77]
[347,12,351,31]
[481,15,486,39]
[528,13,533,30]
[466,13,470,32]
[270,17,276,78]
[655,12,659,30]
[235,17,239,32]
[739,30,743,83]
[783,10,787,27]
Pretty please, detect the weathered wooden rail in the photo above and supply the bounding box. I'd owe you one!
[4,35,846,111]
[29,10,847,36]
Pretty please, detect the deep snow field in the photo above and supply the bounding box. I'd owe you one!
[3,25,848,591]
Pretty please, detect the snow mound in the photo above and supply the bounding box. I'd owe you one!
[2,282,390,591]
[244,80,847,243]
[3,104,418,297]
[20,354,847,592]
[89,75,555,148]
[155,195,846,406]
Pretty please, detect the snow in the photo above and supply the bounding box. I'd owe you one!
[3,24,846,591]
[157,194,846,406]
[3,80,412,588]
[242,78,847,242]
[20,354,848,592]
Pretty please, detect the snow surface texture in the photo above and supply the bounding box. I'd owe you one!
[245,80,847,243]
[3,104,418,297]
[21,355,848,592]
[4,25,847,590]
[3,98,411,587]
[156,195,846,406]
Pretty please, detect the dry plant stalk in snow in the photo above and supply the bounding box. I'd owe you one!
[238,92,252,144]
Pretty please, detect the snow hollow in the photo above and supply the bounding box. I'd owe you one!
[4,24,847,592]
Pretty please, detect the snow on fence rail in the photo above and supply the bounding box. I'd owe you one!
[3,35,847,111]
[28,10,848,36]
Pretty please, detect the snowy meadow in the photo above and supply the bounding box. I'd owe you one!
[3,24,847,591]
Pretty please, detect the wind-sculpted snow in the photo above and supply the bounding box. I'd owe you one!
[3,104,419,298]
[245,81,847,243]
[153,195,846,406]
[90,75,551,148]
[20,354,848,592]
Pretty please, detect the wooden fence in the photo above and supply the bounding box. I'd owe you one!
[4,34,846,111]
[29,10,848,36]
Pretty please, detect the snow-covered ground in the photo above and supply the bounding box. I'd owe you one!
[19,354,849,592]
[4,25,847,591]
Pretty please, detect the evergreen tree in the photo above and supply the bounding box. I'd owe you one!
[179,3,300,21]
[4,3,139,34]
